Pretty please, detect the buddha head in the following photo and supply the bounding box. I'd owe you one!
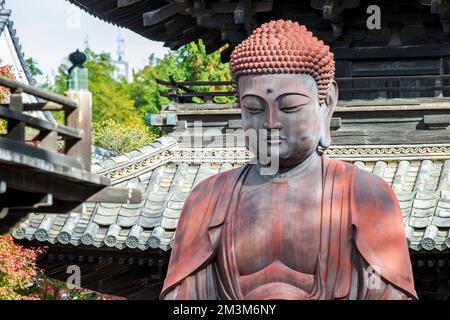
[230,20,338,168]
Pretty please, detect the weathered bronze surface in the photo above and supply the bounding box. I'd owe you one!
[161,20,417,300]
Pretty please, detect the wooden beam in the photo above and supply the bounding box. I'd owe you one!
[164,15,194,38]
[3,102,77,112]
[0,106,83,140]
[0,162,104,203]
[143,2,191,27]
[234,0,252,24]
[37,130,58,151]
[0,136,82,169]
[20,102,65,111]
[0,76,78,109]
[117,0,143,7]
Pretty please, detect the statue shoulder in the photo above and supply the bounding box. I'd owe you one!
[346,162,417,299]
[325,158,398,211]
[350,163,401,219]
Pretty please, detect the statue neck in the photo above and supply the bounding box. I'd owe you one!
[256,151,323,181]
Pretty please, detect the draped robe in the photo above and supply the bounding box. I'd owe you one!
[160,156,418,300]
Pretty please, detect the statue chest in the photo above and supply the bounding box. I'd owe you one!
[231,179,322,277]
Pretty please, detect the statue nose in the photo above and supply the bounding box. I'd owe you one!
[263,108,282,130]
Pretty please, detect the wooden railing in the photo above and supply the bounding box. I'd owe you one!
[157,74,450,103]
[0,76,91,171]
[156,77,234,103]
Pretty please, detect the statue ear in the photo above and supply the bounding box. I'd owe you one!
[319,80,339,149]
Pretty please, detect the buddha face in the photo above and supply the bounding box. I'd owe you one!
[239,73,337,168]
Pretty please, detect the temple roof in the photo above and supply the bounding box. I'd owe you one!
[0,1,36,86]
[66,1,449,53]
[13,134,450,253]
[0,1,54,123]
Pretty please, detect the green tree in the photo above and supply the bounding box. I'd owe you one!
[126,40,233,115]
[50,48,143,126]
[174,40,231,82]
[25,58,43,78]
[46,48,157,152]
[45,42,232,152]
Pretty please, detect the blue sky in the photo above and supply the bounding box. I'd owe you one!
[7,0,169,83]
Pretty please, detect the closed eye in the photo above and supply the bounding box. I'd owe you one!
[242,105,264,113]
[280,104,307,113]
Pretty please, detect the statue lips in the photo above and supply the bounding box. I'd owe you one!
[266,134,287,145]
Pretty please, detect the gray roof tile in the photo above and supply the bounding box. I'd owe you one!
[138,215,162,229]
[117,215,140,228]
[163,207,182,219]
[14,141,450,252]
[160,217,179,230]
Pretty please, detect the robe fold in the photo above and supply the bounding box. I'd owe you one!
[160,156,418,300]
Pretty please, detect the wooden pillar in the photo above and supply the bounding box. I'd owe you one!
[65,90,92,171]
[7,89,24,141]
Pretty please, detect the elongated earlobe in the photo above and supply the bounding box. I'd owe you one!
[319,129,331,149]
[318,81,338,149]
[319,106,332,149]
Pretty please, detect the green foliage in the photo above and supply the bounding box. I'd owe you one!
[25,58,43,78]
[93,119,158,153]
[174,40,231,82]
[50,48,143,126]
[126,41,233,114]
[44,41,231,152]
[122,54,171,116]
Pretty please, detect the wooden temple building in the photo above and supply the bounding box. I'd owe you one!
[8,0,450,299]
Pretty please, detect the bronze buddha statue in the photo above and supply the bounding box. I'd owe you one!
[160,20,417,300]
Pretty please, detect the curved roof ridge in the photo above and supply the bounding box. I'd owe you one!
[91,136,178,181]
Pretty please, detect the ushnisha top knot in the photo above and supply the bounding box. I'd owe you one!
[230,19,335,104]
